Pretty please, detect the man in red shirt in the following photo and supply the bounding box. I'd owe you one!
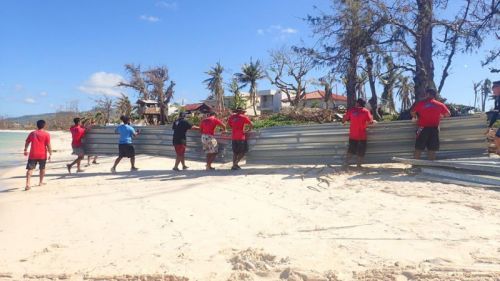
[411,88,450,160]
[24,120,52,191]
[66,117,86,174]
[343,98,375,167]
[227,107,253,170]
[199,111,226,170]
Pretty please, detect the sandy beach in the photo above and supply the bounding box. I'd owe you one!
[0,131,499,281]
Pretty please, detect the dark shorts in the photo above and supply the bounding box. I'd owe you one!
[415,127,439,151]
[232,140,249,154]
[118,144,135,158]
[496,128,500,138]
[348,139,367,157]
[26,159,46,170]
[174,144,186,155]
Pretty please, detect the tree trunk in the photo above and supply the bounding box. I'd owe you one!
[346,49,358,109]
[364,54,381,120]
[414,0,436,101]
[251,82,257,116]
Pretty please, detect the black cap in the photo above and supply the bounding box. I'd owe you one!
[356,98,366,107]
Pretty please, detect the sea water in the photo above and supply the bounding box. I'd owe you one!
[0,131,29,170]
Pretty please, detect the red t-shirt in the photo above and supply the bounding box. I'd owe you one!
[228,114,252,140]
[412,98,450,127]
[70,125,86,147]
[200,116,224,136]
[26,130,51,160]
[344,107,373,140]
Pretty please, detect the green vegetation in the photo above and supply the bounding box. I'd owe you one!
[252,114,311,129]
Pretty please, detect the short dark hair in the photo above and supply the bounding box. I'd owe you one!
[493,80,500,88]
[426,88,437,97]
[73,117,81,125]
[208,111,216,116]
[120,115,130,124]
[356,98,366,107]
[36,120,46,129]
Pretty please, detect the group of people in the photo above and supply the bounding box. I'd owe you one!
[22,83,500,191]
[343,88,452,167]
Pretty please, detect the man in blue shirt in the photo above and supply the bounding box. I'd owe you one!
[111,115,140,173]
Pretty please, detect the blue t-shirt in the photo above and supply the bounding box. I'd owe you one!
[116,124,136,144]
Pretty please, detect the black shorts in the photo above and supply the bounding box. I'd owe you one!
[348,139,367,157]
[415,127,439,151]
[232,140,249,154]
[118,144,135,158]
[26,159,46,170]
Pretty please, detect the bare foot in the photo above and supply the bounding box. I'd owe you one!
[39,182,47,186]
[25,186,31,191]
[76,169,84,173]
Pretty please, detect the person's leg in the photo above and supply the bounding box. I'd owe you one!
[130,156,137,170]
[92,156,98,164]
[67,157,79,173]
[111,157,122,172]
[87,155,91,166]
[207,153,217,169]
[427,150,436,160]
[414,149,422,159]
[495,137,500,155]
[39,169,46,185]
[25,169,33,190]
[173,155,181,170]
[181,155,188,169]
[76,154,84,172]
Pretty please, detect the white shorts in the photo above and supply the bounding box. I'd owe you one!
[201,134,218,154]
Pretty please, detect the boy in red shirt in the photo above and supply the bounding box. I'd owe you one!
[199,111,226,170]
[66,117,86,173]
[411,88,450,160]
[227,107,253,170]
[24,120,52,191]
[343,98,375,167]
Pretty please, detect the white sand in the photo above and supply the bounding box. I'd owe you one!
[0,132,499,280]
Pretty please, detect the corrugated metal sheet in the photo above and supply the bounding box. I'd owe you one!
[84,114,487,165]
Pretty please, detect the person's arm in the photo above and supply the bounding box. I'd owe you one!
[131,126,139,137]
[441,104,451,118]
[245,117,254,132]
[24,133,32,156]
[342,110,350,124]
[367,111,376,125]
[46,134,52,160]
[488,111,498,128]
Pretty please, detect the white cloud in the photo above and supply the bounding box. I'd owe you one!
[140,15,160,22]
[256,25,298,38]
[24,97,36,104]
[78,72,124,97]
[15,84,24,92]
[39,91,48,96]
[156,1,178,10]
[281,28,298,34]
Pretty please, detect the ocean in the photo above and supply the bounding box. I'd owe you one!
[0,131,29,169]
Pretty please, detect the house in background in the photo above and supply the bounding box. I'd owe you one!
[298,90,348,109]
[257,90,283,114]
[183,102,213,114]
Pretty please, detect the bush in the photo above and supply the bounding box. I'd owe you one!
[253,114,310,129]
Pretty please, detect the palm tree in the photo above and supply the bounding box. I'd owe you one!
[116,93,132,117]
[228,77,246,109]
[396,76,414,112]
[203,63,225,113]
[236,59,265,115]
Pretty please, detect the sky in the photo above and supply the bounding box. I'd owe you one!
[0,0,498,118]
